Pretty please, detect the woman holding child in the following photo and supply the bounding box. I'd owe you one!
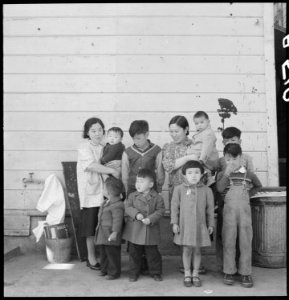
[77,117,120,271]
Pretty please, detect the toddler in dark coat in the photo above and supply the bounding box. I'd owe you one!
[94,177,125,280]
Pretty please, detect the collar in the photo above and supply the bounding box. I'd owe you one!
[182,177,204,188]
[135,189,157,199]
[133,139,153,153]
[233,166,247,174]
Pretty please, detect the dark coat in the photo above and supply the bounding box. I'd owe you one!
[122,189,165,245]
[94,198,124,246]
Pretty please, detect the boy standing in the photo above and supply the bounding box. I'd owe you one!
[215,127,255,270]
[121,120,165,197]
[94,177,125,280]
[122,168,165,282]
[216,143,262,288]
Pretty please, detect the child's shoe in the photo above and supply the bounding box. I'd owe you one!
[223,273,234,285]
[183,276,193,287]
[241,275,253,288]
[129,275,138,282]
[192,276,202,287]
[153,274,163,281]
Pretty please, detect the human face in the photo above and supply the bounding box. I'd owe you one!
[223,136,242,146]
[185,168,202,185]
[135,176,153,194]
[107,131,122,145]
[169,123,188,144]
[194,116,210,132]
[224,153,242,171]
[88,123,104,145]
[133,133,149,149]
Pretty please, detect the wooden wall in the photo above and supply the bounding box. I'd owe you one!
[3,3,278,236]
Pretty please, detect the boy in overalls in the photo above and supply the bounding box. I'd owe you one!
[216,143,262,288]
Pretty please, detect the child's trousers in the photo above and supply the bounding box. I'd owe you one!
[99,245,121,277]
[128,243,162,277]
[222,187,252,276]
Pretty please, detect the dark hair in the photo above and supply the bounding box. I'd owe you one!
[108,127,124,138]
[169,115,189,136]
[222,127,241,139]
[105,176,124,197]
[136,168,156,183]
[193,111,209,120]
[182,160,204,175]
[129,120,149,137]
[223,143,242,157]
[82,117,105,139]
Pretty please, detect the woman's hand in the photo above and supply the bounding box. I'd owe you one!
[142,218,151,225]
[208,226,214,235]
[136,213,144,221]
[108,232,118,242]
[111,168,120,179]
[172,224,180,234]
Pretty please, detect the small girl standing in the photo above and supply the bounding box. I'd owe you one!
[171,160,214,287]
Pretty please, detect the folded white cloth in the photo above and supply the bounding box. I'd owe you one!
[32,174,66,242]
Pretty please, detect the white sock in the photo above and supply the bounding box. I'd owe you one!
[184,269,191,277]
[192,269,199,277]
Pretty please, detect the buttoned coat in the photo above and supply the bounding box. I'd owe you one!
[122,189,165,245]
[94,198,124,246]
[171,182,214,247]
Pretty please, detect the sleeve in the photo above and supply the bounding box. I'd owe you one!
[77,143,95,171]
[121,151,129,192]
[199,130,217,164]
[111,203,125,233]
[162,143,176,174]
[206,187,215,228]
[170,186,181,225]
[147,194,165,225]
[124,193,139,220]
[216,171,230,193]
[155,151,165,193]
[249,172,262,197]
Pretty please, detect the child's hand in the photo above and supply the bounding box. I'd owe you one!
[136,213,144,221]
[108,232,118,242]
[172,224,180,234]
[142,218,151,225]
[225,162,237,176]
[208,226,214,235]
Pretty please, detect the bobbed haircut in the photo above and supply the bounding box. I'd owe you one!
[105,176,124,196]
[223,143,242,157]
[136,168,156,183]
[107,127,124,138]
[82,117,105,139]
[129,120,149,137]
[182,160,204,175]
[193,111,209,120]
[168,115,189,136]
[222,127,242,139]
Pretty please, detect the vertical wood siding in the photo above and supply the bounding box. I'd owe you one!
[3,4,276,230]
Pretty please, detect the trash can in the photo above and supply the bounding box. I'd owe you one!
[44,223,73,263]
[250,187,286,268]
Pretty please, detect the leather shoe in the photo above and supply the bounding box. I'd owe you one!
[105,275,120,280]
[223,273,234,285]
[98,271,107,276]
[129,275,138,282]
[241,275,253,288]
[153,274,163,281]
[86,261,101,270]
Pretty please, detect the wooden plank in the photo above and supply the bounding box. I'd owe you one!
[3,93,267,112]
[3,55,265,74]
[62,161,87,261]
[4,215,30,236]
[3,3,264,17]
[3,74,266,93]
[3,17,264,36]
[263,4,279,186]
[4,131,268,152]
[4,150,268,171]
[3,36,264,55]
[4,112,268,132]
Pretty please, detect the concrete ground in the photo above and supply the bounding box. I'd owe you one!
[4,252,287,297]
